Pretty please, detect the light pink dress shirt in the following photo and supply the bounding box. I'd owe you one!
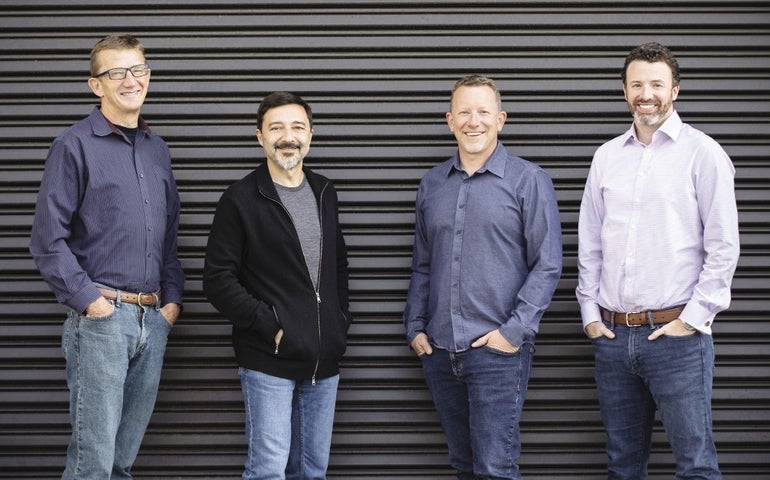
[576,111,740,334]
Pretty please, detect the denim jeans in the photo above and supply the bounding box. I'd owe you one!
[592,321,721,479]
[421,340,534,480]
[239,368,339,480]
[61,300,172,480]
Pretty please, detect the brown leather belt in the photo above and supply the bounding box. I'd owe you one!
[98,287,161,307]
[600,306,684,327]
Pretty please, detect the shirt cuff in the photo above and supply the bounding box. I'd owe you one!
[679,301,716,334]
[580,301,603,329]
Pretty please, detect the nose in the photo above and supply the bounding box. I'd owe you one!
[281,129,296,142]
[121,72,139,86]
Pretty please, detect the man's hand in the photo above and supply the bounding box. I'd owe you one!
[648,319,696,341]
[160,302,181,325]
[410,332,433,357]
[471,329,519,353]
[85,296,113,317]
[585,321,616,340]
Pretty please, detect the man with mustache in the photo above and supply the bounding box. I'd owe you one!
[203,91,351,480]
[576,42,740,479]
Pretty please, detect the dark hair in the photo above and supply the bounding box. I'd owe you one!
[90,35,145,77]
[622,42,680,86]
[450,74,502,111]
[256,92,313,131]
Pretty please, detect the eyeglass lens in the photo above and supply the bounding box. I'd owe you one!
[105,64,149,80]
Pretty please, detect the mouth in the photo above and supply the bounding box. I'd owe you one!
[635,102,658,113]
[120,89,142,97]
[275,142,301,152]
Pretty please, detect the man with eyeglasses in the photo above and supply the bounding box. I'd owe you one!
[30,34,184,479]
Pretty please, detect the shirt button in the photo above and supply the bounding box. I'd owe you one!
[144,199,149,204]
[139,173,144,178]
[148,226,153,231]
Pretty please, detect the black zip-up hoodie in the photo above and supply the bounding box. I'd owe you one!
[203,163,350,381]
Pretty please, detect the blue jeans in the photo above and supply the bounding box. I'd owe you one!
[239,368,339,480]
[61,300,172,480]
[421,340,534,480]
[592,321,721,479]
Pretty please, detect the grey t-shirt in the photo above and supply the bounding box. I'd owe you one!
[275,178,321,288]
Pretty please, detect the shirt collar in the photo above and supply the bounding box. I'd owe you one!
[622,110,682,146]
[445,141,507,178]
[89,106,150,137]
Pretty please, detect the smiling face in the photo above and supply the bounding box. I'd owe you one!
[446,85,507,166]
[87,48,149,127]
[256,103,313,173]
[623,60,679,133]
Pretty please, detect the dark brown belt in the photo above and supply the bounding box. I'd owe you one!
[600,306,684,327]
[98,287,161,307]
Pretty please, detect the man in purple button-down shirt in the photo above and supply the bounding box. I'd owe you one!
[404,75,562,480]
[29,35,184,479]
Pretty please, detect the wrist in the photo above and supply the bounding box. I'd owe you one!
[680,319,696,331]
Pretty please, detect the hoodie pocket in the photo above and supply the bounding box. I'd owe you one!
[270,304,317,360]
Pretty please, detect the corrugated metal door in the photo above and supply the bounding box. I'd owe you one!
[1,1,768,478]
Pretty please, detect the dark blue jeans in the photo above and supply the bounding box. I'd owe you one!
[421,341,534,480]
[592,321,721,479]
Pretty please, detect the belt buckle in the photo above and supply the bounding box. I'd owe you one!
[625,311,641,327]
[136,291,158,306]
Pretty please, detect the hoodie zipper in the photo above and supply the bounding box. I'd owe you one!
[262,179,328,385]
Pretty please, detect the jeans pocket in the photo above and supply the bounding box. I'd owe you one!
[83,302,116,321]
[482,345,519,356]
[661,330,699,340]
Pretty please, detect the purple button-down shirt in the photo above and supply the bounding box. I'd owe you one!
[404,142,563,351]
[30,107,184,313]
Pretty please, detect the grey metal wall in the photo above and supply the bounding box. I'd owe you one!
[1,1,769,478]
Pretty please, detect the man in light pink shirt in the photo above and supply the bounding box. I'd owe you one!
[576,42,740,479]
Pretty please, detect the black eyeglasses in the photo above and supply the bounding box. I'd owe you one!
[93,64,150,80]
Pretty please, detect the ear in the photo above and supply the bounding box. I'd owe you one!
[446,112,454,132]
[255,128,264,146]
[671,84,680,102]
[496,111,507,131]
[87,77,103,98]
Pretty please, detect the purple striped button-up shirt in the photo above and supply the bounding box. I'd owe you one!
[30,107,184,313]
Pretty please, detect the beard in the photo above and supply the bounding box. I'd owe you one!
[630,98,673,128]
[633,110,667,127]
[273,141,303,170]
